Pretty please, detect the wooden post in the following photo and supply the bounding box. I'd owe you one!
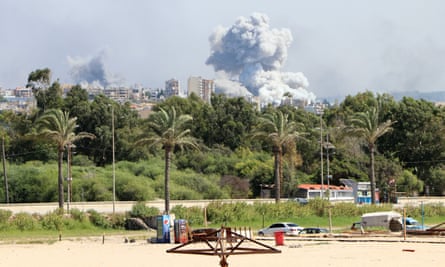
[328,206,333,236]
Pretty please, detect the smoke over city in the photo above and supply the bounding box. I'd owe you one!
[67,50,124,88]
[206,13,315,104]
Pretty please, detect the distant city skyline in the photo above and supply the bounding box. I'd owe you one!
[2,1,445,101]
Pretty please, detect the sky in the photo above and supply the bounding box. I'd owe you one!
[2,0,445,101]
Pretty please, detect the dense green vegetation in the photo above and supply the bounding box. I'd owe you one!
[1,201,445,241]
[1,69,445,208]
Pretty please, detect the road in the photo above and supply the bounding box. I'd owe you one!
[0,197,443,215]
[0,199,275,214]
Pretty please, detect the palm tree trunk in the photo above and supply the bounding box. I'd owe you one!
[164,147,172,214]
[2,137,9,203]
[369,144,376,204]
[273,148,281,203]
[58,149,64,209]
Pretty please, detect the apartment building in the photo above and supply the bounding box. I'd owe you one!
[165,79,180,98]
[187,76,214,104]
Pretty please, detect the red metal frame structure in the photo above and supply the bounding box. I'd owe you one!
[167,226,281,267]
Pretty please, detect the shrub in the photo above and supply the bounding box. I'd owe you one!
[170,185,203,200]
[206,202,237,224]
[69,208,88,223]
[0,209,12,230]
[170,205,204,226]
[116,172,157,201]
[395,203,445,217]
[109,213,127,229]
[331,202,361,217]
[424,203,445,217]
[41,211,64,231]
[13,212,36,231]
[87,209,111,229]
[0,209,12,224]
[129,202,160,218]
[307,198,330,216]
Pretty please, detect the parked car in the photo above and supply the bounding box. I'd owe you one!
[257,222,304,236]
[292,197,309,205]
[350,222,362,230]
[298,227,329,235]
[405,217,429,230]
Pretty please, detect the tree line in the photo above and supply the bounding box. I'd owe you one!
[1,69,445,213]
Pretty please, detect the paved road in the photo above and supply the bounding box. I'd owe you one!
[0,197,443,214]
[0,199,275,214]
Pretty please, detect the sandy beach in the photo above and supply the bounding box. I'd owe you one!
[1,234,445,267]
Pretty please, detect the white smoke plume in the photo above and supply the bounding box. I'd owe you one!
[206,13,315,105]
[67,50,124,88]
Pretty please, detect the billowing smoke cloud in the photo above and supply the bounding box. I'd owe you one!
[67,50,124,88]
[206,13,315,105]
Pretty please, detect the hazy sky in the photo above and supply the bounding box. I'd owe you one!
[2,0,445,100]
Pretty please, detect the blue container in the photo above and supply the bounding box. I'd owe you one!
[156,215,171,243]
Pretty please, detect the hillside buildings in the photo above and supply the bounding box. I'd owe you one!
[0,75,326,114]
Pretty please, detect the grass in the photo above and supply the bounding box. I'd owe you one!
[0,227,156,244]
[2,215,445,244]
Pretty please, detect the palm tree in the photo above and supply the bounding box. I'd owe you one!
[35,109,95,209]
[137,106,199,214]
[252,110,303,203]
[0,111,14,204]
[347,106,395,204]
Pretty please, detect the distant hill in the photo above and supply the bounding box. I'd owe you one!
[389,91,445,103]
[324,91,445,105]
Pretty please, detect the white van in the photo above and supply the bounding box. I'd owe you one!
[360,211,402,231]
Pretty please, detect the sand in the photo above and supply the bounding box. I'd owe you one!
[1,235,445,267]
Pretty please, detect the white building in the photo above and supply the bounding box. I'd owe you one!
[187,76,214,104]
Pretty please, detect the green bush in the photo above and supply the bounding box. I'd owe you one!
[307,198,330,216]
[394,203,445,217]
[171,205,204,226]
[0,209,12,224]
[424,203,445,216]
[41,211,64,231]
[0,209,12,230]
[331,202,361,217]
[13,212,37,231]
[231,202,257,222]
[129,202,160,218]
[87,209,111,229]
[116,172,157,201]
[206,202,235,224]
[170,185,203,200]
[109,213,127,229]
[171,171,229,200]
[69,208,88,223]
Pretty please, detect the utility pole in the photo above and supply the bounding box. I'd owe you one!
[112,105,116,215]
[326,133,330,201]
[317,107,324,198]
